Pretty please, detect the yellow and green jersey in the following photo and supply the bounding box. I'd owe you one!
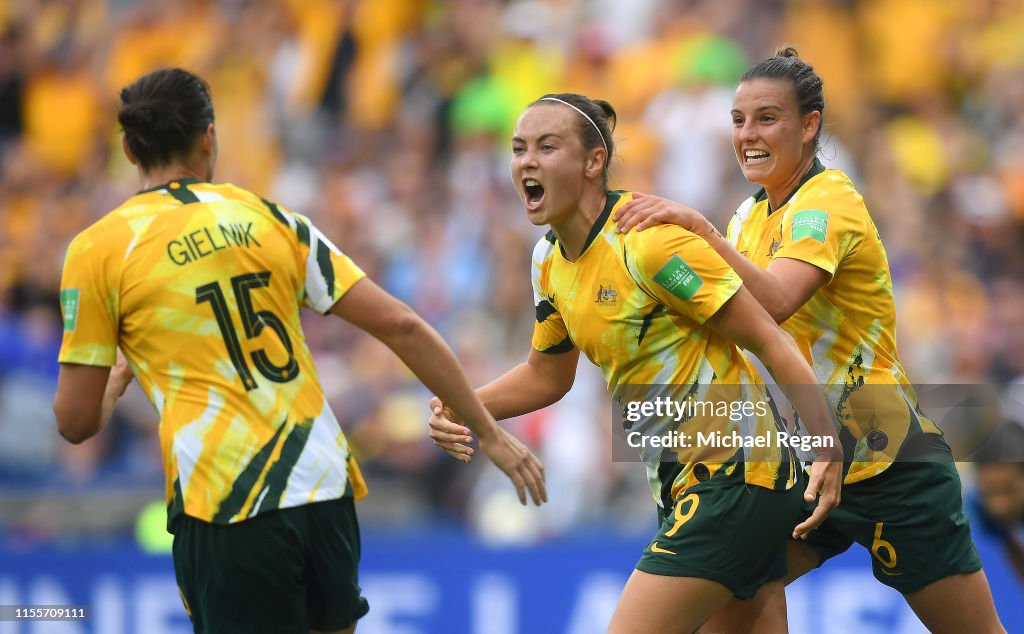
[532,191,798,508]
[58,178,368,525]
[727,160,941,483]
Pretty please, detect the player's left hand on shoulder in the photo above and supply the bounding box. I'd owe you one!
[613,192,710,234]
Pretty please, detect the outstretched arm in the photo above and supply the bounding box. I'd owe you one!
[427,346,580,461]
[330,277,549,505]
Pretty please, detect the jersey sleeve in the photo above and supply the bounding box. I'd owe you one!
[530,237,573,354]
[275,207,366,314]
[726,214,741,246]
[626,225,742,325]
[726,196,756,247]
[58,231,119,367]
[772,189,866,277]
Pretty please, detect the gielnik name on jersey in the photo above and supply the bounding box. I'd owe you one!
[167,222,262,266]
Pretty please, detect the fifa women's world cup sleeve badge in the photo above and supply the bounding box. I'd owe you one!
[61,288,81,331]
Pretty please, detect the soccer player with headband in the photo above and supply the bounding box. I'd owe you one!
[427,92,844,633]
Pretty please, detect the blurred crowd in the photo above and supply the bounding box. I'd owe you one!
[0,0,1022,551]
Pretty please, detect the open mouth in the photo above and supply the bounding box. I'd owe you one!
[743,149,770,165]
[523,178,545,208]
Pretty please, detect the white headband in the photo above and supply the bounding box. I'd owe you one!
[539,97,609,157]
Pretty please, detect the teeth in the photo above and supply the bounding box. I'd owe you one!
[525,179,540,186]
[744,149,770,165]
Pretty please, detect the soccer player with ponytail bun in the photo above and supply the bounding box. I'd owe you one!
[614,47,1006,633]
[428,91,844,633]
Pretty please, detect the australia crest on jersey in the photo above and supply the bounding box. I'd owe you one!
[594,281,620,314]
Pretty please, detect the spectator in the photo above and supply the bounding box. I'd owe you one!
[972,421,1024,584]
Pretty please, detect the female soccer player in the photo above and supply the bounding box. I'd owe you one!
[428,92,843,633]
[52,68,546,634]
[612,48,1005,633]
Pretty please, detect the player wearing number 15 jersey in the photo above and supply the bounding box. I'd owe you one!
[53,68,546,634]
[59,176,368,524]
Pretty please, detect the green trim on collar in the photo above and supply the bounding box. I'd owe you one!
[767,158,825,215]
[580,190,623,252]
[137,177,205,196]
[556,190,625,260]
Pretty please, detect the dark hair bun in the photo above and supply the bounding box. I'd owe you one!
[117,68,214,169]
[119,100,186,135]
[593,99,617,133]
[775,46,800,59]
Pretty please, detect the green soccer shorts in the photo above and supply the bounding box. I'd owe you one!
[636,470,805,599]
[798,433,982,594]
[172,496,369,633]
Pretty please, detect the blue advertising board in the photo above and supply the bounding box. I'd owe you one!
[0,527,1020,633]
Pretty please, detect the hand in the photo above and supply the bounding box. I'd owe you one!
[107,350,135,398]
[479,426,547,506]
[425,397,547,506]
[97,350,135,435]
[427,396,475,463]
[792,448,843,539]
[613,192,714,236]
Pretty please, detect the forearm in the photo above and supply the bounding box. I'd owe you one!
[699,229,792,323]
[97,389,121,434]
[754,333,840,453]
[476,361,569,421]
[97,370,133,433]
[378,322,500,440]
